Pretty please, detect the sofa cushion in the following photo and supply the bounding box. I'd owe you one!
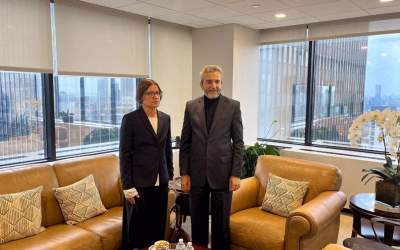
[261,174,309,217]
[53,154,122,209]
[0,186,44,244]
[76,206,122,250]
[54,175,106,225]
[0,164,64,227]
[230,207,286,250]
[0,224,102,250]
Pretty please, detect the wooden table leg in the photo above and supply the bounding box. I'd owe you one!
[383,224,394,245]
[352,212,361,238]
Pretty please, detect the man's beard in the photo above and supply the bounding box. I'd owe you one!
[206,90,220,99]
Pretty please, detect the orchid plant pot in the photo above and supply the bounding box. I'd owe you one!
[375,180,400,207]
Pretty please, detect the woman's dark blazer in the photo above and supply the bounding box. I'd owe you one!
[119,106,173,190]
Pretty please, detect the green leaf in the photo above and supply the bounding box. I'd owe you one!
[241,143,280,178]
[384,156,393,169]
[361,168,391,181]
[363,175,380,185]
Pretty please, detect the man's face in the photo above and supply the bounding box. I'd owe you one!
[201,71,222,99]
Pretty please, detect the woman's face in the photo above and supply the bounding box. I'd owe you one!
[142,84,161,109]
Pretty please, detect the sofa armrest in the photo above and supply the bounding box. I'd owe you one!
[285,191,346,247]
[231,176,260,214]
[323,244,351,250]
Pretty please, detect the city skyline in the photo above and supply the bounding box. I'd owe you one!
[364,33,400,98]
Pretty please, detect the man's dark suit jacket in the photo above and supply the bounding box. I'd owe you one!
[119,106,173,189]
[179,95,244,189]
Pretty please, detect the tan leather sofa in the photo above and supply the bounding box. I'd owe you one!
[230,155,347,250]
[0,154,175,250]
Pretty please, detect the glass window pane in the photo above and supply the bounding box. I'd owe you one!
[55,75,137,157]
[258,42,309,142]
[312,33,400,150]
[0,71,45,166]
[312,37,368,146]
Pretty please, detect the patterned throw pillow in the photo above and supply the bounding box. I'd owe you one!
[261,174,309,217]
[0,186,45,244]
[54,175,106,225]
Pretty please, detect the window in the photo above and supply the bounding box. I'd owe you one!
[0,72,138,166]
[0,71,45,166]
[259,32,400,152]
[55,75,138,157]
[312,37,367,146]
[258,42,308,142]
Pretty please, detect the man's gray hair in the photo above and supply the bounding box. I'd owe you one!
[200,65,223,84]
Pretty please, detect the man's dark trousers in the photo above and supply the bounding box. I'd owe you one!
[190,180,232,250]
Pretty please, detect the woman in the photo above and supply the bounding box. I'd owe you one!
[119,79,173,249]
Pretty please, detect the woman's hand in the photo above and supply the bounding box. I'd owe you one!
[127,197,136,205]
[123,188,140,205]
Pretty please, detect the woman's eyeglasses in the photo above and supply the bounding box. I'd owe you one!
[144,91,162,98]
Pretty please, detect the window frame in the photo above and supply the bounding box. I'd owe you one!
[0,71,140,167]
[258,36,394,155]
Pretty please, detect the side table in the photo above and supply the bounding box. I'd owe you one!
[349,193,400,246]
[172,177,191,222]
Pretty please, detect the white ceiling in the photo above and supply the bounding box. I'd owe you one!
[81,0,400,29]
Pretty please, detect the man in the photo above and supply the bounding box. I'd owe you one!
[179,65,244,250]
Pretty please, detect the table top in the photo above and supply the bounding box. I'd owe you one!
[350,193,400,219]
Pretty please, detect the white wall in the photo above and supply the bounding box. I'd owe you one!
[173,150,180,178]
[152,19,192,137]
[192,24,234,98]
[232,25,260,144]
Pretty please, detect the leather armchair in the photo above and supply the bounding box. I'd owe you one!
[230,155,347,250]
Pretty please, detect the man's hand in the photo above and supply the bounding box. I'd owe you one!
[181,175,191,193]
[229,176,240,191]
